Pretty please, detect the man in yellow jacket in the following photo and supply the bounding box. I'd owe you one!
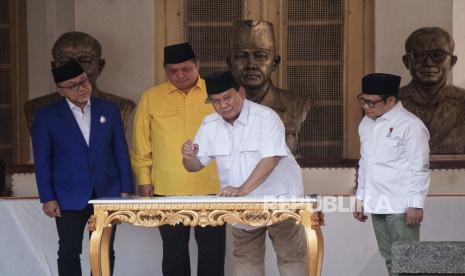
[131,43,225,276]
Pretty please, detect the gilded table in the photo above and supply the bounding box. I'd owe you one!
[88,196,324,276]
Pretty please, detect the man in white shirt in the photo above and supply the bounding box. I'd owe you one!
[182,71,307,276]
[353,73,430,276]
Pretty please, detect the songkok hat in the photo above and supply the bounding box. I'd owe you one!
[362,73,401,96]
[164,42,196,64]
[231,20,275,50]
[51,60,84,83]
[205,71,239,95]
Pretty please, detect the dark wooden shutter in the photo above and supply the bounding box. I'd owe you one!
[183,0,244,77]
[0,0,17,163]
[283,0,345,158]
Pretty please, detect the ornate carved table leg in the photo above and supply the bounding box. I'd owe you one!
[300,208,324,276]
[89,208,112,276]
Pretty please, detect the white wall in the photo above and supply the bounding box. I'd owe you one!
[374,0,453,86]
[74,0,155,105]
[27,0,75,99]
[74,0,155,141]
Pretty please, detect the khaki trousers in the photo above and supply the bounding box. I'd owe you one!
[372,214,420,276]
[231,219,308,276]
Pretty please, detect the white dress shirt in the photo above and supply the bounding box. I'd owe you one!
[66,98,91,146]
[356,102,430,214]
[195,100,303,196]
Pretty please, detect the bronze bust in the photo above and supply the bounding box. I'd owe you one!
[399,27,465,154]
[227,20,312,154]
[24,31,135,132]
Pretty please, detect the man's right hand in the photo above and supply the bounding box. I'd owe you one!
[181,140,199,160]
[353,199,368,222]
[43,200,61,218]
[138,184,154,197]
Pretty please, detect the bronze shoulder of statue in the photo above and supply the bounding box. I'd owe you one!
[92,89,136,130]
[399,82,465,103]
[440,85,465,102]
[262,86,312,123]
[24,92,62,132]
[398,83,414,99]
[261,86,312,154]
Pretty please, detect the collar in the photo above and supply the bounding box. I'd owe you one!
[236,99,250,125]
[65,98,91,112]
[167,77,203,94]
[377,101,402,122]
[220,99,250,126]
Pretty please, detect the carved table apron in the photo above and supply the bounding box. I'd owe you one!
[88,196,324,276]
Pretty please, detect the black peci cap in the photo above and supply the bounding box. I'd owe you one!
[51,60,84,83]
[205,71,239,95]
[164,42,196,64]
[362,73,401,96]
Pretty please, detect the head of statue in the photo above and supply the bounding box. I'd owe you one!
[227,20,281,92]
[51,31,105,88]
[402,27,457,87]
[163,42,200,93]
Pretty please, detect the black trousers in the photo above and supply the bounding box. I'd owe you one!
[55,204,116,276]
[159,224,226,276]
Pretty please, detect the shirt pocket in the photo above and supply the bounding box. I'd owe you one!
[198,105,214,115]
[239,141,261,164]
[376,139,402,162]
[206,143,231,170]
[153,110,177,118]
[151,110,178,134]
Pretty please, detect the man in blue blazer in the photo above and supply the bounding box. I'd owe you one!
[32,60,134,276]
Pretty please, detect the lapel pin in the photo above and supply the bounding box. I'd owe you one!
[100,115,106,124]
[387,127,393,137]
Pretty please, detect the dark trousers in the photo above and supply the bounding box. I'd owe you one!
[55,204,116,276]
[159,224,226,276]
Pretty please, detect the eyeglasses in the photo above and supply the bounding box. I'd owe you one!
[57,78,91,92]
[407,49,451,63]
[356,94,385,109]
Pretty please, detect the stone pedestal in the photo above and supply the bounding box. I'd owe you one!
[392,241,465,275]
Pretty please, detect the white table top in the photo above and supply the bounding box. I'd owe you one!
[89,195,317,204]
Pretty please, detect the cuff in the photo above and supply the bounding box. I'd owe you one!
[408,196,425,208]
[135,171,152,186]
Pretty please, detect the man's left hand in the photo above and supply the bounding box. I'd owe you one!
[406,207,423,226]
[218,186,247,197]
[120,192,131,198]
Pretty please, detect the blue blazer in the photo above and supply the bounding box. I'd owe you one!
[32,97,134,210]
